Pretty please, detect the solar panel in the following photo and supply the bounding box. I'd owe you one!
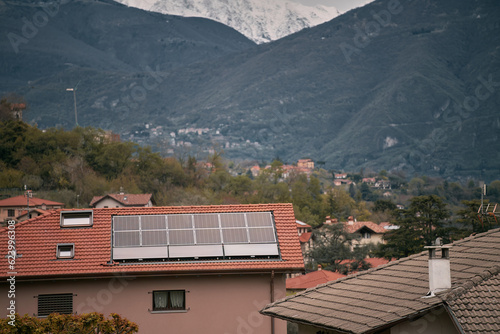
[142,230,168,246]
[141,215,166,230]
[113,216,139,230]
[248,227,276,243]
[112,212,279,260]
[195,229,221,244]
[193,214,219,229]
[222,228,248,243]
[169,230,195,245]
[220,213,246,227]
[168,214,192,229]
[114,231,141,247]
[246,212,274,227]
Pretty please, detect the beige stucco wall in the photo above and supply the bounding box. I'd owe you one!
[391,308,458,334]
[2,272,287,334]
[298,324,389,334]
[295,307,457,334]
[352,232,384,247]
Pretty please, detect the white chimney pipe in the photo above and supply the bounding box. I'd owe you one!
[424,241,452,297]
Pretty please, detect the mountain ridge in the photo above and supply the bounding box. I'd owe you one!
[1,0,500,181]
[114,0,340,43]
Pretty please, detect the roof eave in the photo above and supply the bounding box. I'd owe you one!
[8,266,304,282]
[261,300,444,334]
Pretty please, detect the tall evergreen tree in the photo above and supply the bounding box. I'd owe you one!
[376,195,450,259]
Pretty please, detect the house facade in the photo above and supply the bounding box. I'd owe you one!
[89,193,154,208]
[1,203,304,333]
[321,216,388,247]
[0,195,63,223]
[262,228,500,334]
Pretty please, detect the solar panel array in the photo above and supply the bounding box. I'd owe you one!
[112,212,280,260]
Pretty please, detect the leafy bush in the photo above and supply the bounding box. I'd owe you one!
[0,313,138,333]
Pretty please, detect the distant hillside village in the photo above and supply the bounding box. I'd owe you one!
[1,117,500,332]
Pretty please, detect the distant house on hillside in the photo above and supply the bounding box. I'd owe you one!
[321,216,389,247]
[0,203,303,334]
[89,193,154,208]
[250,165,260,177]
[297,159,314,170]
[16,208,47,222]
[333,179,352,186]
[362,177,376,184]
[10,102,26,120]
[296,220,313,264]
[0,194,63,223]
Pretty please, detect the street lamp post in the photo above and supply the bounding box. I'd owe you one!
[66,88,78,127]
[66,81,80,127]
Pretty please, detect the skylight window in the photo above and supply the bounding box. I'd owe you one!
[60,211,93,227]
[57,244,75,259]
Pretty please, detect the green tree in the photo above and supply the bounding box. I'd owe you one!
[376,195,450,259]
[488,180,500,202]
[373,199,397,213]
[309,223,372,274]
[455,200,482,234]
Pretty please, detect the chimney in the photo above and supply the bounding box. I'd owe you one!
[325,216,331,225]
[317,264,322,271]
[347,216,354,225]
[424,238,452,297]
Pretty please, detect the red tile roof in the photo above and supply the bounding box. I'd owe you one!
[344,221,387,234]
[299,232,312,243]
[287,270,345,290]
[0,204,304,279]
[0,195,63,207]
[89,193,152,207]
[296,220,312,229]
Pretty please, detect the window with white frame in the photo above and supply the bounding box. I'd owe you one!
[60,211,93,227]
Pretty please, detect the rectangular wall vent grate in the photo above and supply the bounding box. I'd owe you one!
[37,293,73,317]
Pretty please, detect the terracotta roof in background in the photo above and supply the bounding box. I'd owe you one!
[287,270,345,290]
[444,266,500,333]
[339,257,393,269]
[296,220,312,229]
[89,193,152,207]
[0,204,304,279]
[0,195,63,207]
[261,228,500,334]
[344,221,387,234]
[299,232,312,243]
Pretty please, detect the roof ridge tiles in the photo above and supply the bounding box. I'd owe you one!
[451,227,500,246]
[444,265,500,302]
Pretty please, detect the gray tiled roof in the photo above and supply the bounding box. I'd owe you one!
[261,228,500,334]
[445,266,500,333]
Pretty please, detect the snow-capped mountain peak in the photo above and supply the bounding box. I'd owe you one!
[115,0,340,44]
